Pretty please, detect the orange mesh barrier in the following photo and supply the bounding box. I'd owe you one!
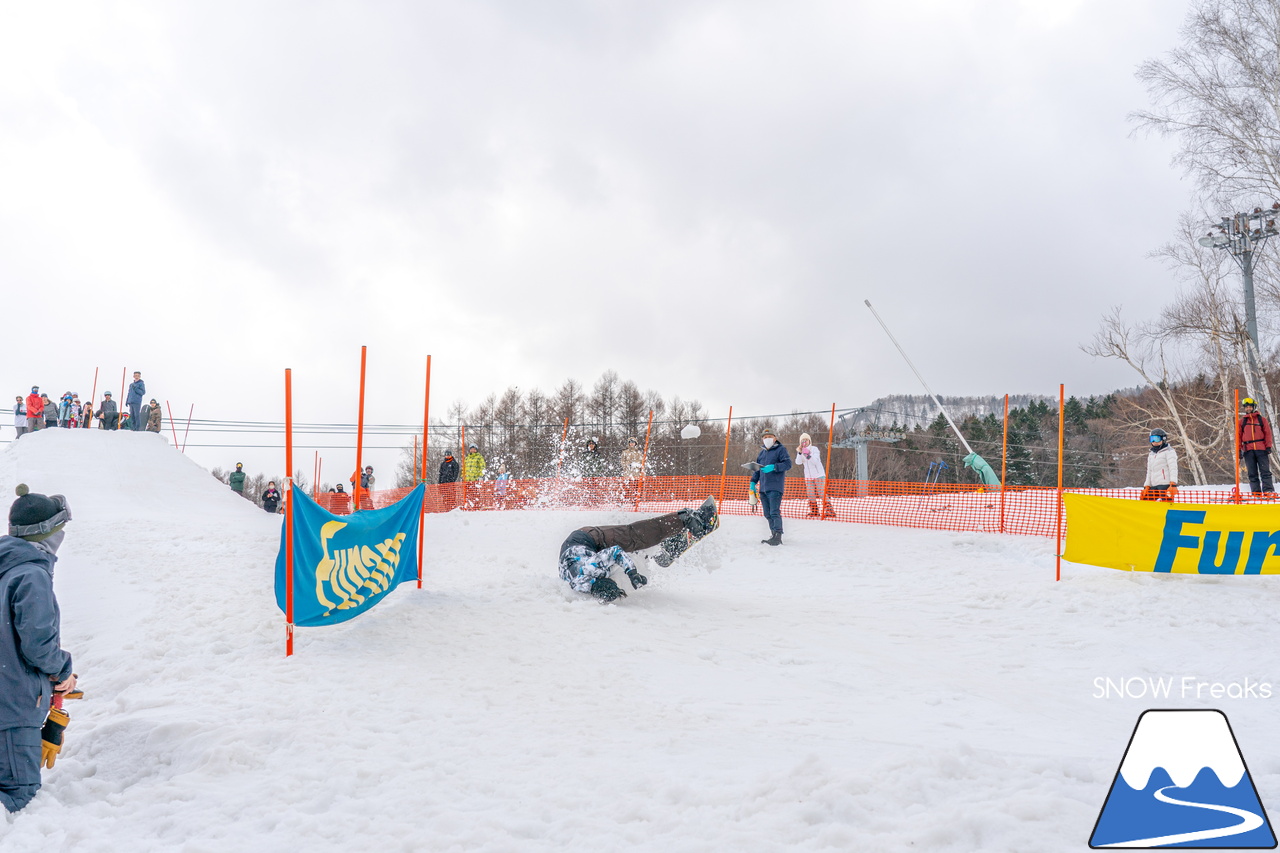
[309,478,1249,539]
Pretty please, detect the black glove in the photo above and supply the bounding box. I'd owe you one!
[592,577,627,602]
[627,570,648,589]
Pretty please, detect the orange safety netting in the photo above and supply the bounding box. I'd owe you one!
[309,477,1253,539]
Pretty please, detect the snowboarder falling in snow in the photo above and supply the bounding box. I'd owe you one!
[558,497,719,602]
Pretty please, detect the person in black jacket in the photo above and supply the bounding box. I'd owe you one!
[96,392,118,431]
[438,451,461,511]
[261,482,281,514]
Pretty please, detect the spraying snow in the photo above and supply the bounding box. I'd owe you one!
[1,429,1279,851]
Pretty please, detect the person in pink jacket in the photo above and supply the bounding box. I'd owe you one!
[795,433,835,518]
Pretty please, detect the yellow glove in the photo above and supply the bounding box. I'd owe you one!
[40,707,69,769]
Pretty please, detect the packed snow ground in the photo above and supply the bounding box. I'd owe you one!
[2,429,1280,852]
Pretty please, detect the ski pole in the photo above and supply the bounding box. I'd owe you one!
[865,300,975,457]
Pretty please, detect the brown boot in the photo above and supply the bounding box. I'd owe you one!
[823,501,836,518]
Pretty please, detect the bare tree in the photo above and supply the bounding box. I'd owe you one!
[1085,308,1212,484]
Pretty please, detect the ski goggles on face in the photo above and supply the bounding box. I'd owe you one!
[1149,435,1164,443]
[9,495,72,539]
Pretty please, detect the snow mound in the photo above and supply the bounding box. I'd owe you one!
[0,428,255,522]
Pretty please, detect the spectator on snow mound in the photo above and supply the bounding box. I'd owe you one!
[261,482,281,514]
[13,397,27,440]
[146,400,161,433]
[1141,428,1178,502]
[96,392,118,431]
[80,400,93,430]
[41,395,57,431]
[229,463,246,496]
[620,437,642,480]
[24,388,42,434]
[0,485,78,812]
[749,428,792,546]
[559,498,720,602]
[331,483,351,515]
[126,372,145,432]
[795,433,835,518]
[1238,397,1274,496]
[349,466,375,511]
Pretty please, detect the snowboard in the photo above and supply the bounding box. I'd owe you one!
[650,496,719,568]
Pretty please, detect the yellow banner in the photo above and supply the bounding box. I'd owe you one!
[1063,493,1280,574]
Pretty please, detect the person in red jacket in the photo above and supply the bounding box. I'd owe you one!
[24,388,42,434]
[1238,397,1274,495]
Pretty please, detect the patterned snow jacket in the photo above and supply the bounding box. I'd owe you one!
[147,403,162,432]
[558,530,638,593]
[463,452,486,482]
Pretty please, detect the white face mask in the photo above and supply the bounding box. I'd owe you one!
[763,437,775,449]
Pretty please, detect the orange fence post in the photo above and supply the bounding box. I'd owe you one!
[557,418,569,477]
[1234,388,1242,502]
[718,406,734,506]
[634,410,654,511]
[165,401,180,447]
[285,367,295,657]
[820,403,835,519]
[354,346,367,511]
[418,354,431,588]
[999,394,1009,533]
[1055,384,1064,582]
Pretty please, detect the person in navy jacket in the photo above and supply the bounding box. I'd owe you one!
[750,428,792,546]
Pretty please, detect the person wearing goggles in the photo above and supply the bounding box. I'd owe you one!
[1237,397,1275,496]
[0,485,78,811]
[1140,428,1178,502]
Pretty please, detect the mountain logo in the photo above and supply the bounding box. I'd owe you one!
[1090,709,1276,848]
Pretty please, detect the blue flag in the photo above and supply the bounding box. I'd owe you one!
[274,484,425,627]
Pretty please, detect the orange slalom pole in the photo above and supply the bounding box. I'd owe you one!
[354,346,367,511]
[119,368,126,424]
[557,418,569,477]
[820,403,835,519]
[89,367,98,414]
[182,405,194,453]
[285,368,295,657]
[718,406,734,506]
[636,410,654,511]
[418,355,431,589]
[165,401,180,447]
[999,394,1009,533]
[1234,388,1242,502]
[1055,384,1065,582]
[313,451,319,500]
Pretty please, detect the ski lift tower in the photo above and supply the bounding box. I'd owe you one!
[834,416,903,497]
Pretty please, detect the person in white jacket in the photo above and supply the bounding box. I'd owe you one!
[1142,428,1178,501]
[795,433,836,517]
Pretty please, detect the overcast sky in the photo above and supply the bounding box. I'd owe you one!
[1,0,1195,478]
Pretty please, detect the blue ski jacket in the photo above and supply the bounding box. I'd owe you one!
[126,379,146,406]
[750,442,793,493]
[0,536,73,730]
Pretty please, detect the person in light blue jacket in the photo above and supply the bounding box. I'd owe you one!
[749,428,792,546]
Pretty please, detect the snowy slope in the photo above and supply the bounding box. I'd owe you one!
[1,429,1279,852]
